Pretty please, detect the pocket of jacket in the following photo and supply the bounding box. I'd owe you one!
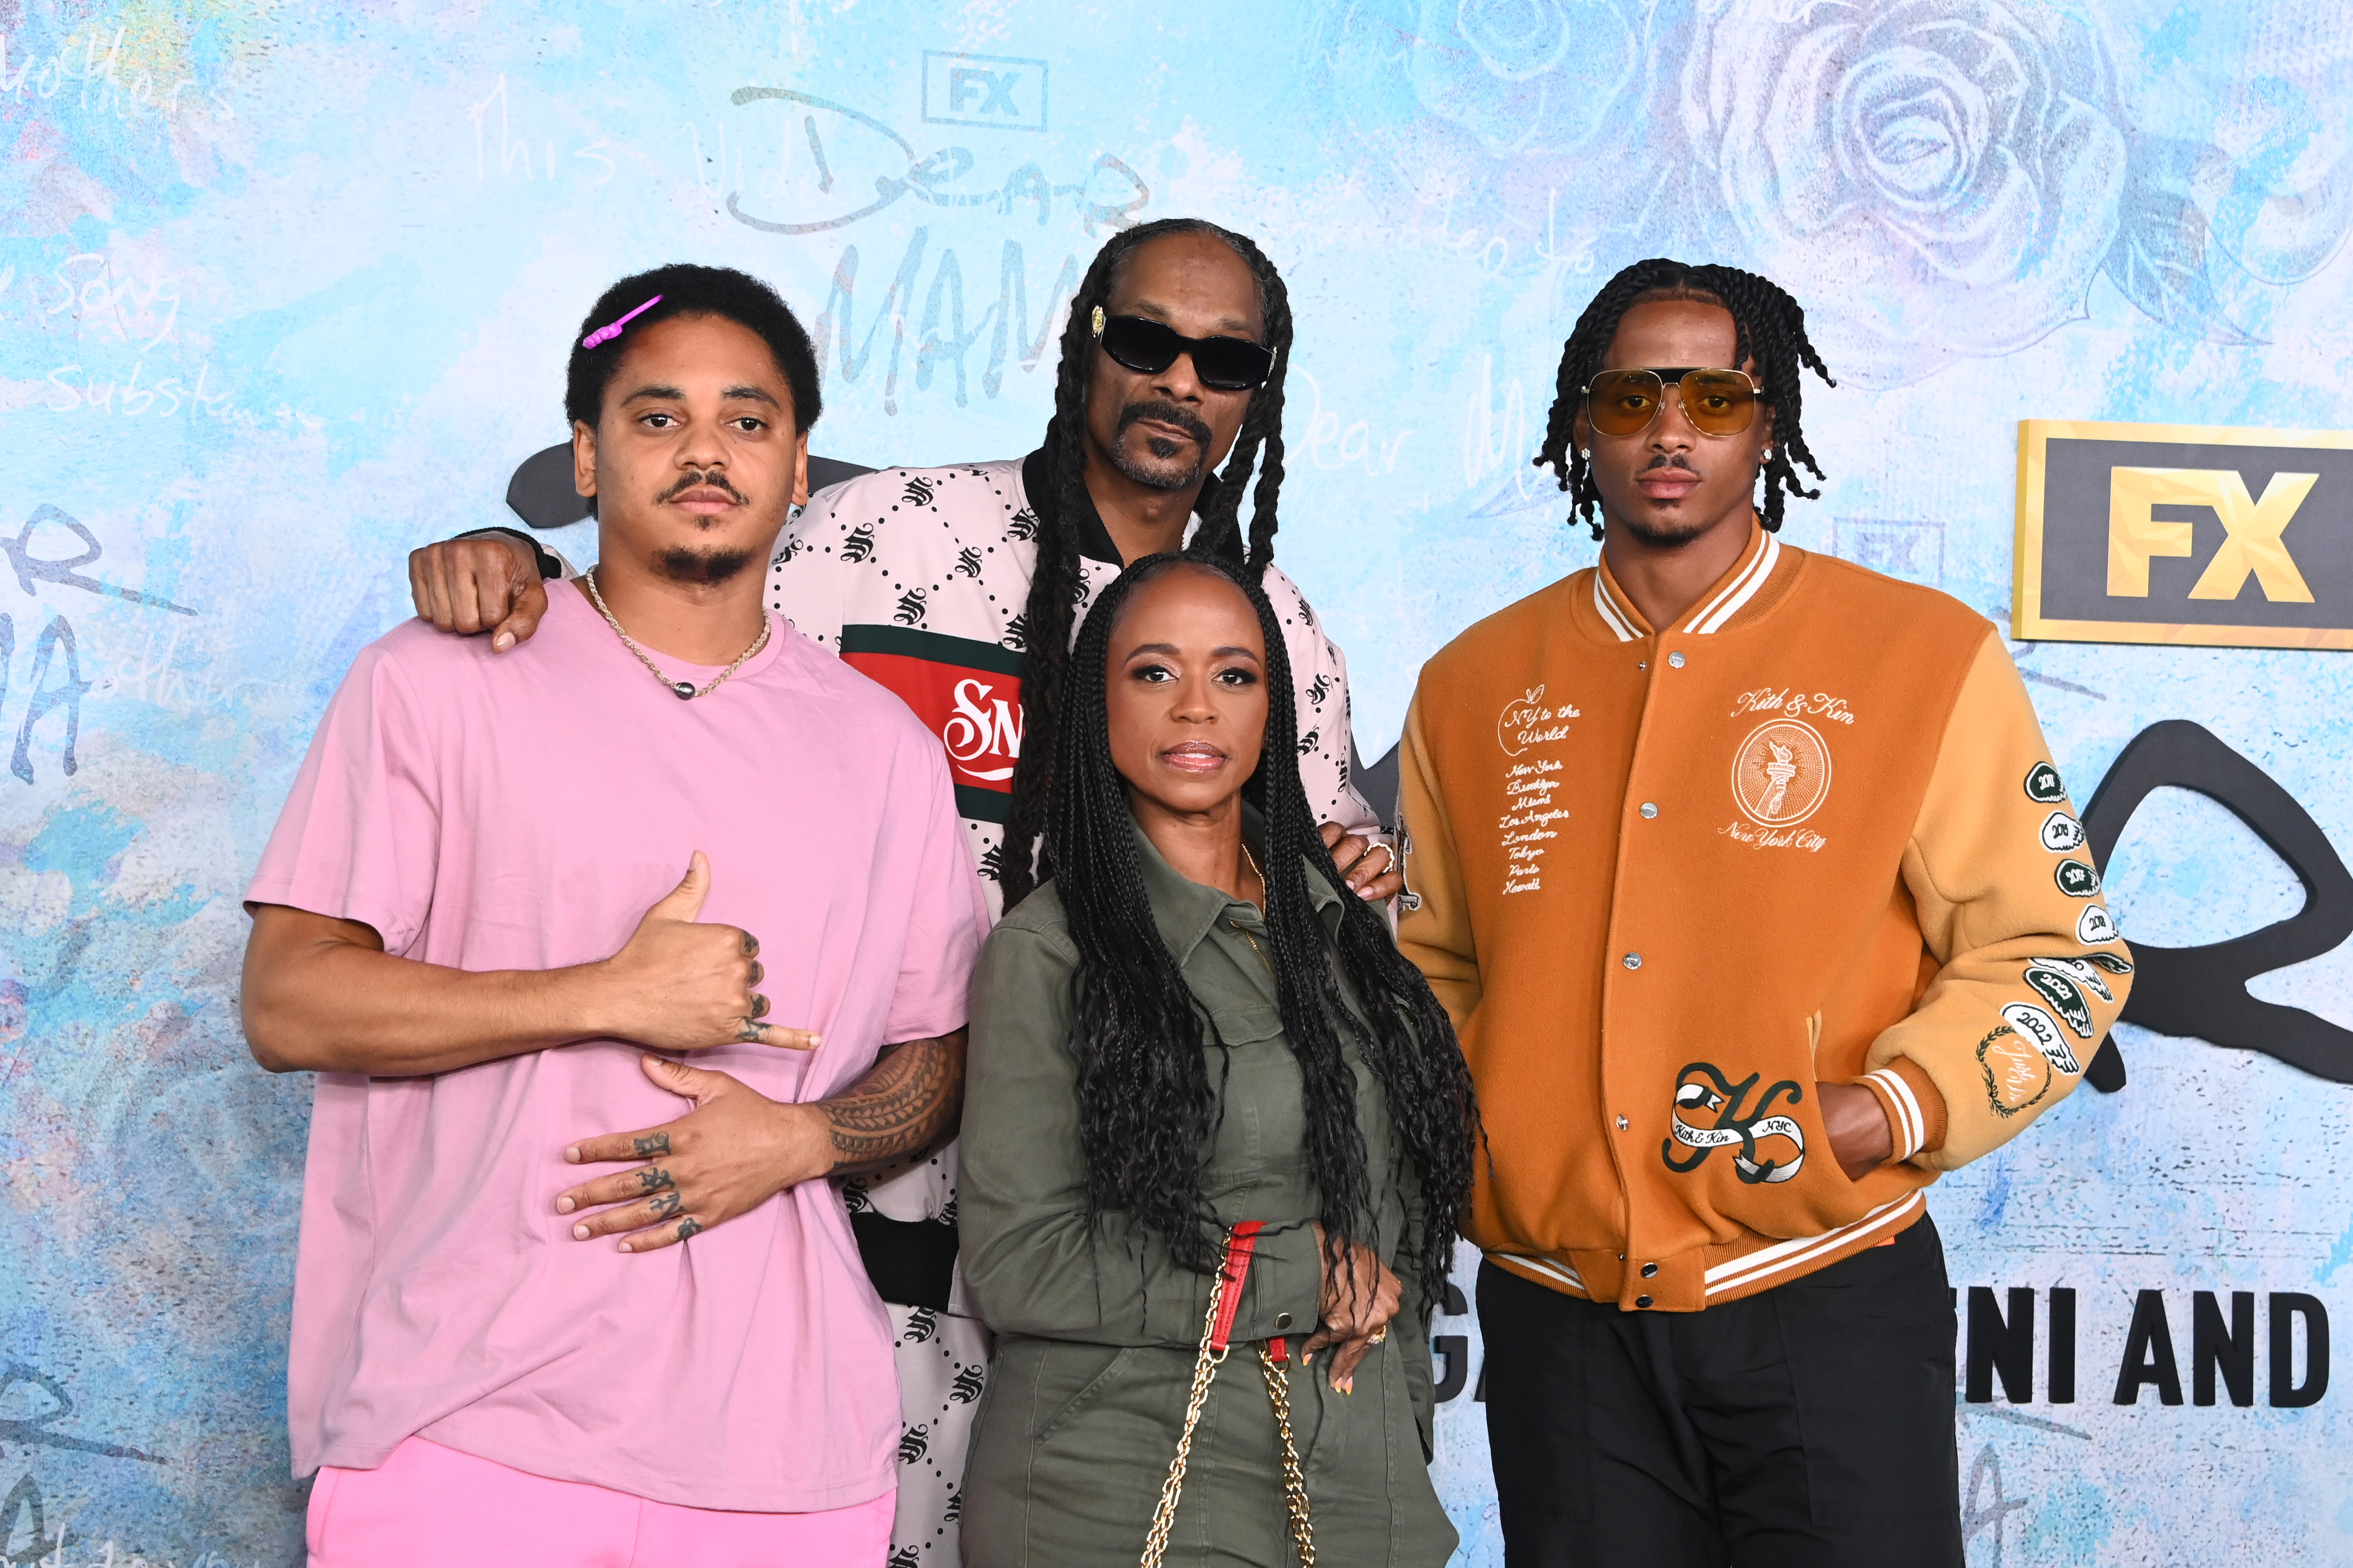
[1658,1023,1872,1241]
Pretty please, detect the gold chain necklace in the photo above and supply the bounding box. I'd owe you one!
[582,567,771,701]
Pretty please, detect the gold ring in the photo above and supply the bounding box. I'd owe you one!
[1367,1327,1387,1345]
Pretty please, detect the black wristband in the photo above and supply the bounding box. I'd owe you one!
[456,525,561,581]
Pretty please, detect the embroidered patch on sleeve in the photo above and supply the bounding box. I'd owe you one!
[1978,1025,2054,1116]
[2000,1003,2083,1075]
[2039,810,2087,850]
[2055,859,2102,896]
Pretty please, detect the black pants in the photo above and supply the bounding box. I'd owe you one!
[1479,1215,1963,1567]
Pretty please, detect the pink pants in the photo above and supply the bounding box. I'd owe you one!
[306,1436,894,1567]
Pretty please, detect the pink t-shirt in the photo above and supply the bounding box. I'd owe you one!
[246,585,988,1513]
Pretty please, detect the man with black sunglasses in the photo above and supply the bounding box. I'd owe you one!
[401,217,1396,1567]
[1396,259,2129,1565]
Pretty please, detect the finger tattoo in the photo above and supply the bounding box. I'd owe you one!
[741,933,759,957]
[648,1192,683,1219]
[749,961,765,986]
[677,1218,704,1241]
[636,1167,675,1194]
[632,1133,672,1158]
[735,1019,765,1043]
[750,993,770,1019]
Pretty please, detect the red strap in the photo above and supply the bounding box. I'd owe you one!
[1209,1222,1265,1353]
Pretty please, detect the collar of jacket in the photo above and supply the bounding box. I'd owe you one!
[1020,448,1239,567]
[1588,515,1796,642]
[1125,801,1347,964]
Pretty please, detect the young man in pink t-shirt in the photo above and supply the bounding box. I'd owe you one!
[242,264,988,1567]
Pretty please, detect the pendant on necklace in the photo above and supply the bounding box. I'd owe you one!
[671,681,697,699]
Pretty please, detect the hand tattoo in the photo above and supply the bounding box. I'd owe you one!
[647,1192,683,1219]
[636,1167,675,1194]
[632,1133,671,1158]
[676,1218,704,1241]
[734,1019,765,1043]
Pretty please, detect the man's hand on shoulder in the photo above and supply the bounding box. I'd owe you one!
[409,531,549,650]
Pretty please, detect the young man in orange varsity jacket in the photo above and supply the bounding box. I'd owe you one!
[1397,260,2131,1566]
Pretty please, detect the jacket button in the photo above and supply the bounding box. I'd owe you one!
[1274,1312,1293,1330]
[1667,650,1685,668]
[1641,1262,1659,1278]
[1622,952,1642,969]
[1616,1115,1629,1130]
[1639,802,1658,818]
[1635,1295,1654,1309]
[1637,661,1647,672]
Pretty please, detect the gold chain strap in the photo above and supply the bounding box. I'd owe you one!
[1257,1344,1317,1566]
[1139,1244,1236,1568]
[1139,1229,1317,1567]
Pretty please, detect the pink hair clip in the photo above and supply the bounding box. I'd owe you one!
[581,295,663,349]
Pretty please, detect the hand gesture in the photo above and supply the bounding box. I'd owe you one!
[556,1055,835,1251]
[409,532,550,650]
[595,853,818,1052]
[1298,1224,1403,1393]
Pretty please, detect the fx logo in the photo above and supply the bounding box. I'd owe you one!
[922,52,1048,133]
[2013,419,2353,650]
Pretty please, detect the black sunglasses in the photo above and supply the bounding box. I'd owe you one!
[1091,307,1274,392]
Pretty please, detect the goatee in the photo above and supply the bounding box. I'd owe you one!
[655,547,755,584]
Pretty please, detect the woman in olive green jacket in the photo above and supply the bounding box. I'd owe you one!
[960,555,1479,1567]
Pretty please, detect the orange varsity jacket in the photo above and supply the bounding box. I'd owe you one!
[1397,524,2130,1310]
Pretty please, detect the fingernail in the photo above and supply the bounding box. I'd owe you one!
[1343,1378,1355,1396]
[617,1241,632,1253]
[494,633,514,651]
[556,1197,575,1214]
[563,1146,580,1163]
[572,1223,590,1240]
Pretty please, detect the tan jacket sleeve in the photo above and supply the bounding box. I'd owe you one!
[1396,687,1483,1028]
[1865,629,2132,1170]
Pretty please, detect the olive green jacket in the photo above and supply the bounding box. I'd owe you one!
[960,819,1458,1568]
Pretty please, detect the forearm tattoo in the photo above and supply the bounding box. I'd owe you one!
[822,1033,965,1175]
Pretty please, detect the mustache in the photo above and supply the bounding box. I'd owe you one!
[1641,453,1698,473]
[657,468,748,505]
[1116,399,1214,447]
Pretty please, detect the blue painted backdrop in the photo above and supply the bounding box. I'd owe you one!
[2,1,2350,1561]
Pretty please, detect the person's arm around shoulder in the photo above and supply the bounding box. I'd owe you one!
[1396,686,1484,1028]
[1256,565,1402,901]
[1859,629,2132,1172]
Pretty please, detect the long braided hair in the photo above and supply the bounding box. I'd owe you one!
[1048,554,1476,1315]
[1535,259,1836,541]
[997,218,1296,909]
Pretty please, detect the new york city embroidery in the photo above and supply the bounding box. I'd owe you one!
[1496,685,1576,896]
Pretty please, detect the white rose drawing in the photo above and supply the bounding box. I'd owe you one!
[1681,0,2129,385]
[1408,0,1641,157]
